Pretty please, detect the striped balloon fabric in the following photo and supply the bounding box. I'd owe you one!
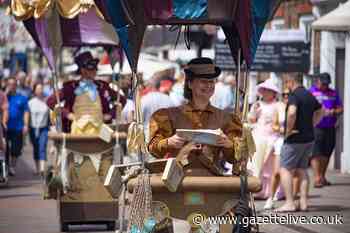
[98,0,282,71]
[8,1,119,71]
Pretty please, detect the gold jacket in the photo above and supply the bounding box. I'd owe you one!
[148,103,243,175]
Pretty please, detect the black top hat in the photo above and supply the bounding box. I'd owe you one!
[184,57,221,79]
[74,51,99,72]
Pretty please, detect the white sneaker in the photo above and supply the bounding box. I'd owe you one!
[9,167,16,176]
[264,198,274,210]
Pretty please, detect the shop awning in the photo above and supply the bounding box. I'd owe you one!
[312,1,350,32]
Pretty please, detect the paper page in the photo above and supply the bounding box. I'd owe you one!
[176,129,222,146]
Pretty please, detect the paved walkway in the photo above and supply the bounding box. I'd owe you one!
[256,171,350,233]
[0,145,349,233]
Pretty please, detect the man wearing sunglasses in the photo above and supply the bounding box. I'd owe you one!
[47,51,126,133]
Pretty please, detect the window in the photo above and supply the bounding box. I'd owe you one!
[271,18,285,30]
[299,15,314,42]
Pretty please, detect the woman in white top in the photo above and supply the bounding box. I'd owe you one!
[264,89,289,209]
[28,83,50,175]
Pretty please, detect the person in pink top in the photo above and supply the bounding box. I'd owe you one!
[248,78,280,199]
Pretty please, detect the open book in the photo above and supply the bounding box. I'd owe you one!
[104,166,123,198]
[99,124,114,143]
[176,129,223,146]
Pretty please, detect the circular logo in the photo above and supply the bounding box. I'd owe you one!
[187,212,207,228]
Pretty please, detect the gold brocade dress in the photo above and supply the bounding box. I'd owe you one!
[62,92,113,202]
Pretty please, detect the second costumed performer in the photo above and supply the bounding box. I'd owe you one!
[47,51,126,134]
[148,57,243,176]
[46,51,126,201]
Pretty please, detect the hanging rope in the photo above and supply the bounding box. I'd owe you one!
[125,69,156,233]
[170,25,191,50]
[184,26,191,50]
[234,49,241,115]
[111,59,125,165]
[52,70,63,132]
[127,170,156,233]
[231,60,259,233]
[126,72,147,161]
[170,25,182,49]
[242,69,250,123]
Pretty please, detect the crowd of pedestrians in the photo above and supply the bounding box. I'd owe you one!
[0,71,53,177]
[247,72,343,212]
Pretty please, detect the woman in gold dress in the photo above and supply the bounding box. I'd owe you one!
[148,57,243,175]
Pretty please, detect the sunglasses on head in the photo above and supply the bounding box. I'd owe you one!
[82,61,97,70]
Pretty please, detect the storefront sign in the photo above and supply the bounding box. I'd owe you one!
[215,41,311,72]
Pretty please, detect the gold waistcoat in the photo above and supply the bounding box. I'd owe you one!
[70,93,103,135]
